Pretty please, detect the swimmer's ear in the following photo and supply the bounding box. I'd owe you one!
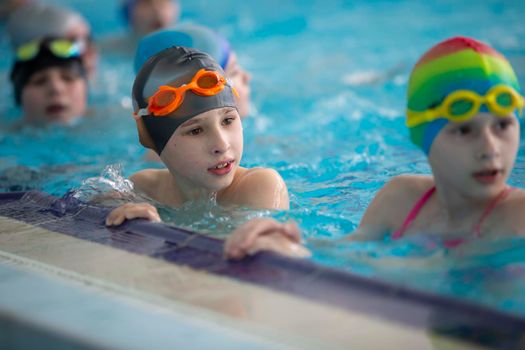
[134,115,157,152]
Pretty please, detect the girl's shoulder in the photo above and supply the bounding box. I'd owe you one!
[498,188,525,234]
[486,188,525,235]
[381,174,434,200]
[367,174,434,227]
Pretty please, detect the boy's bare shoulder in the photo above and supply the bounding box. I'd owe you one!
[228,167,288,210]
[237,167,283,186]
[130,169,170,194]
[130,168,167,182]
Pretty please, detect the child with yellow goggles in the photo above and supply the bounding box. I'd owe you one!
[223,36,525,260]
[15,38,85,62]
[9,36,88,125]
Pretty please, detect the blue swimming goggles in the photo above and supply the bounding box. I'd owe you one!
[15,38,85,62]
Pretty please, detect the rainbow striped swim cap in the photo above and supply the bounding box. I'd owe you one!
[407,36,521,154]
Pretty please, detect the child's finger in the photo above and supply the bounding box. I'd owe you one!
[282,221,301,242]
[125,205,161,222]
[105,203,160,226]
[237,218,282,250]
[224,218,279,259]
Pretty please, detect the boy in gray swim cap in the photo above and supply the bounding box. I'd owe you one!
[135,24,252,118]
[106,47,308,258]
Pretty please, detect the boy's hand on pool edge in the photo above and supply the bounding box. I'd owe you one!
[224,218,311,260]
[105,203,161,226]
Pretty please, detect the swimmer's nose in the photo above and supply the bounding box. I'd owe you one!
[47,76,67,95]
[477,127,500,160]
[210,128,230,154]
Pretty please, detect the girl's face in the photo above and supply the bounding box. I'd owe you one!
[225,52,251,118]
[21,66,87,125]
[159,107,243,192]
[428,112,520,199]
[131,0,179,37]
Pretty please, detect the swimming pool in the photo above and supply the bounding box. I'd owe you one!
[1,0,525,323]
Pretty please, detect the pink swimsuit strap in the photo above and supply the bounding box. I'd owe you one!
[391,186,436,240]
[391,186,514,241]
[472,186,513,237]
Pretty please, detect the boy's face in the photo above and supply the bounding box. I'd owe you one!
[21,66,87,125]
[225,52,251,118]
[131,0,179,37]
[428,112,520,199]
[159,107,243,191]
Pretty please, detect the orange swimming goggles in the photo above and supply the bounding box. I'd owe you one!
[137,69,238,117]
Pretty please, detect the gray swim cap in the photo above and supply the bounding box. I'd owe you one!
[6,3,89,49]
[132,46,237,154]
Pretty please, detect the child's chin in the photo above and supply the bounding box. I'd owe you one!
[46,112,74,124]
[471,183,506,199]
[206,176,234,191]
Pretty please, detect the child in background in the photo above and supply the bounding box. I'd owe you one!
[105,46,309,258]
[122,0,180,39]
[224,36,525,259]
[10,37,88,126]
[0,0,29,22]
[100,0,180,55]
[134,24,252,118]
[6,2,98,78]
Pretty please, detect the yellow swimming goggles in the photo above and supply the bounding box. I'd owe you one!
[15,38,84,62]
[406,84,525,128]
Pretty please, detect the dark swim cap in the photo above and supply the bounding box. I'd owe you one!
[132,46,237,154]
[10,39,86,105]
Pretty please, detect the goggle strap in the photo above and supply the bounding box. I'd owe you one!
[136,108,150,118]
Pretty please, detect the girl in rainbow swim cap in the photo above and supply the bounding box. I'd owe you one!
[105,46,309,258]
[224,36,525,259]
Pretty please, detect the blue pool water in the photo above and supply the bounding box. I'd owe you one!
[2,0,525,316]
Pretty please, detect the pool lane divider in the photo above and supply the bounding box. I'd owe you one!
[0,190,524,348]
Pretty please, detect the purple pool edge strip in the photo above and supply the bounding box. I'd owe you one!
[0,191,524,348]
